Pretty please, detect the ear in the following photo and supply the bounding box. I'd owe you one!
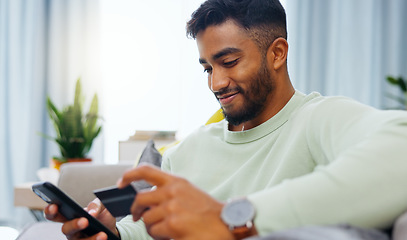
[266,38,288,70]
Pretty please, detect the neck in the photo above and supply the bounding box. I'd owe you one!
[229,83,295,132]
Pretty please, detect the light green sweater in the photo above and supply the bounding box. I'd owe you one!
[117,91,407,239]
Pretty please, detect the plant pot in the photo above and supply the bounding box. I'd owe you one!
[51,158,92,171]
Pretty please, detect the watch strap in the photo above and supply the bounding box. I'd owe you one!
[232,223,257,240]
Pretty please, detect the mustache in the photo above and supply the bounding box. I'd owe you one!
[214,87,243,98]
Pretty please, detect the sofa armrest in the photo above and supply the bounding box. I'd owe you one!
[57,163,133,207]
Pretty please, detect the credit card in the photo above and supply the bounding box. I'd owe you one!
[93,184,137,217]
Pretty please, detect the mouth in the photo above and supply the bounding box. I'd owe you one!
[216,91,240,105]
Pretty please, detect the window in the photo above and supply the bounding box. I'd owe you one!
[100,0,219,163]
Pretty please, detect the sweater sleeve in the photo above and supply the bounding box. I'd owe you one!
[116,216,153,240]
[248,97,407,235]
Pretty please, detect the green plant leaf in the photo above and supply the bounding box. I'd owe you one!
[386,76,407,93]
[46,97,63,137]
[52,157,67,163]
[73,78,84,112]
[387,76,399,85]
[397,77,407,92]
[41,78,102,159]
[84,94,99,140]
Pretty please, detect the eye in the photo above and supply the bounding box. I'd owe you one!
[223,59,239,67]
[203,66,213,74]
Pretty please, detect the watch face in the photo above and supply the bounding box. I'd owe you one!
[221,198,255,227]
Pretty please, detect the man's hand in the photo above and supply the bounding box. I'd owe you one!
[117,164,234,240]
[44,198,118,240]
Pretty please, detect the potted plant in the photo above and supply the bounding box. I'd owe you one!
[386,76,407,110]
[44,78,102,170]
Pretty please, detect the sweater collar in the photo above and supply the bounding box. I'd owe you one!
[223,91,306,144]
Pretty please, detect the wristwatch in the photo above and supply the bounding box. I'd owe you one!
[221,198,257,240]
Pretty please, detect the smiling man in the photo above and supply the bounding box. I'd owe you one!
[45,0,407,240]
[196,17,293,130]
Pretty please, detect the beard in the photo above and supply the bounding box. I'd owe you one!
[218,60,274,126]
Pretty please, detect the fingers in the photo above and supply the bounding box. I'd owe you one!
[141,205,166,228]
[130,185,170,221]
[45,203,109,240]
[62,218,108,240]
[45,200,104,224]
[132,188,185,239]
[146,213,184,240]
[62,217,88,236]
[117,164,173,188]
[85,198,104,217]
[89,232,108,240]
[44,204,67,222]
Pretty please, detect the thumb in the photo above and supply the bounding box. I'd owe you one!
[85,198,105,217]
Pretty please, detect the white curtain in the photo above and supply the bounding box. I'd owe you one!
[285,0,407,109]
[0,0,101,227]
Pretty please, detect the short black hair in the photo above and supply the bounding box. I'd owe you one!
[186,0,287,52]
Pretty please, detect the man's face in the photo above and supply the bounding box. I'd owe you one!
[196,20,274,126]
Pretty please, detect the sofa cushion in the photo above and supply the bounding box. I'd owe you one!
[132,139,162,191]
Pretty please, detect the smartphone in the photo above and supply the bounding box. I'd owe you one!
[32,181,120,240]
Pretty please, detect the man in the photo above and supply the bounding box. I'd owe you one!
[45,0,407,239]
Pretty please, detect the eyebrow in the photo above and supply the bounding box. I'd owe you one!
[199,47,242,64]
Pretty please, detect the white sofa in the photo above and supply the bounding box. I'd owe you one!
[57,162,134,207]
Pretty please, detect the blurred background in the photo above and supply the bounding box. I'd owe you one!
[1,0,406,236]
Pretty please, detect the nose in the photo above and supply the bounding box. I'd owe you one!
[209,68,230,93]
